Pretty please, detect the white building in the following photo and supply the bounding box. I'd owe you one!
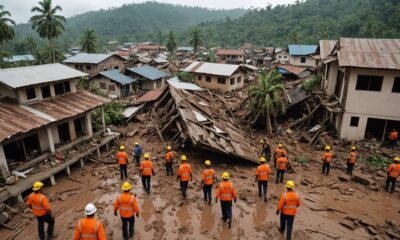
[288,44,318,67]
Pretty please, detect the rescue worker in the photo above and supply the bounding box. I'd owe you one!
[260,139,271,161]
[215,172,237,228]
[389,129,399,149]
[346,146,358,176]
[385,157,400,193]
[114,182,140,240]
[201,160,216,205]
[177,155,193,199]
[274,143,287,167]
[321,146,333,175]
[117,145,129,180]
[74,203,106,240]
[276,154,288,184]
[276,180,301,240]
[255,157,272,202]
[139,153,155,194]
[133,142,142,166]
[165,146,175,176]
[26,181,55,240]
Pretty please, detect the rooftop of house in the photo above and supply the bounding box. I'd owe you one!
[319,40,337,59]
[126,65,170,81]
[288,45,318,56]
[183,61,241,77]
[216,49,244,56]
[177,47,194,52]
[97,70,135,85]
[3,54,35,63]
[63,53,124,64]
[0,63,88,89]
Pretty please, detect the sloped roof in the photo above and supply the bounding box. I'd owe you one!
[183,61,241,77]
[63,53,124,64]
[177,47,194,51]
[127,65,170,80]
[337,38,400,70]
[136,89,165,103]
[167,78,203,91]
[319,40,337,59]
[3,54,35,63]
[0,63,88,89]
[216,49,244,56]
[288,45,318,56]
[98,70,135,85]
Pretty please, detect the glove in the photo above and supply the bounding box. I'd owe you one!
[114,212,118,217]
[276,210,280,216]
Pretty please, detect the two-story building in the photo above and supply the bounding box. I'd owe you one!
[320,38,400,141]
[183,61,246,92]
[288,44,318,67]
[63,53,126,77]
[216,49,245,64]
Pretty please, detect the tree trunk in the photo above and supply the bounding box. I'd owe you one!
[49,38,55,63]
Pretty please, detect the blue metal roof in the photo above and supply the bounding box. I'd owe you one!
[127,65,170,81]
[288,45,318,56]
[3,54,35,62]
[98,70,135,85]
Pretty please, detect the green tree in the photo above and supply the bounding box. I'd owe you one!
[30,0,66,63]
[189,27,203,54]
[24,35,37,54]
[166,31,177,53]
[0,5,15,45]
[37,44,64,64]
[248,71,286,134]
[80,28,97,53]
[157,30,164,46]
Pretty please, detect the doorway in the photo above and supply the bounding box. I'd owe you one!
[57,122,71,144]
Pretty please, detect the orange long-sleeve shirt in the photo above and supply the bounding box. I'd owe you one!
[276,191,301,216]
[73,217,106,240]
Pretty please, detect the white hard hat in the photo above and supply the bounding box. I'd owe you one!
[84,203,97,216]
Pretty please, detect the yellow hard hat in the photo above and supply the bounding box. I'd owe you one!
[144,153,150,159]
[166,146,172,150]
[134,142,139,145]
[351,146,356,150]
[278,143,283,147]
[325,146,331,150]
[394,157,400,162]
[121,182,132,191]
[260,139,265,144]
[181,155,187,161]
[222,172,230,179]
[32,181,44,191]
[286,180,295,189]
[120,145,126,150]
[259,157,266,162]
[205,160,211,166]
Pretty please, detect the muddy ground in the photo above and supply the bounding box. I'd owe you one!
[0,131,399,240]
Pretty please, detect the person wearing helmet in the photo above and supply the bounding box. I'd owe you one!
[260,139,271,162]
[140,153,155,194]
[201,160,216,205]
[385,157,400,193]
[177,155,193,199]
[215,172,237,228]
[255,157,272,202]
[346,146,358,176]
[276,181,300,240]
[165,146,175,176]
[389,129,398,150]
[274,144,287,168]
[133,142,142,166]
[74,203,106,240]
[321,146,333,176]
[276,154,288,184]
[114,182,140,239]
[26,182,55,240]
[117,145,129,180]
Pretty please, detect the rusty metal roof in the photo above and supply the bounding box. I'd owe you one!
[216,49,244,56]
[319,40,337,59]
[337,38,400,70]
[136,88,164,103]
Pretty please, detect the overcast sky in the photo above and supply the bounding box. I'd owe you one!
[2,0,298,24]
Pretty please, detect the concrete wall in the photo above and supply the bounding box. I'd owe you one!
[65,56,125,77]
[193,71,245,92]
[92,76,129,98]
[322,61,340,96]
[289,55,317,67]
[0,85,17,99]
[141,78,165,91]
[276,52,289,63]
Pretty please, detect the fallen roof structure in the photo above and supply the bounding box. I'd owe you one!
[151,85,259,163]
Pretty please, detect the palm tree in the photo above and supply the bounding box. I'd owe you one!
[165,31,177,53]
[80,28,97,53]
[0,4,15,45]
[289,30,300,44]
[157,30,164,46]
[248,71,286,134]
[189,28,203,54]
[30,0,66,63]
[24,35,37,54]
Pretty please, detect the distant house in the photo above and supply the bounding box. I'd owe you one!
[288,45,318,67]
[3,54,35,64]
[216,49,245,64]
[63,53,126,77]
[91,70,135,98]
[275,48,289,64]
[176,47,194,59]
[125,65,170,91]
[135,44,165,54]
[183,61,246,92]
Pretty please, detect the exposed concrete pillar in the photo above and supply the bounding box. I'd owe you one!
[101,106,106,133]
[50,176,56,186]
[80,159,84,169]
[69,119,77,141]
[65,166,71,176]
[96,148,101,158]
[46,127,55,153]
[86,113,93,137]
[0,145,10,178]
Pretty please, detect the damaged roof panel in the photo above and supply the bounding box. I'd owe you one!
[183,61,241,77]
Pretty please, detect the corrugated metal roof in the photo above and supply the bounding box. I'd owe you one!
[277,65,307,75]
[98,70,135,85]
[136,89,164,102]
[127,66,170,81]
[337,38,400,70]
[319,40,337,59]
[63,53,124,64]
[216,49,244,56]
[3,54,35,63]
[167,78,203,91]
[288,45,318,56]
[183,61,240,77]
[0,63,88,89]
[177,47,194,52]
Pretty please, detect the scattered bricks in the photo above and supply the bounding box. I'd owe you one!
[352,173,375,186]
[339,219,357,230]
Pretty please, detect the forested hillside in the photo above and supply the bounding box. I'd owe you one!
[193,0,400,47]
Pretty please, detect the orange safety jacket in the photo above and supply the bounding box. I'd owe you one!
[73,217,106,240]
[26,193,51,217]
[113,193,140,218]
[277,191,301,216]
[201,169,215,185]
[322,152,333,163]
[177,163,192,181]
[140,160,154,176]
[348,152,357,164]
[276,157,288,170]
[275,148,287,159]
[215,181,237,201]
[256,164,272,181]
[390,131,398,140]
[387,163,400,178]
[116,151,128,165]
[165,151,174,163]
